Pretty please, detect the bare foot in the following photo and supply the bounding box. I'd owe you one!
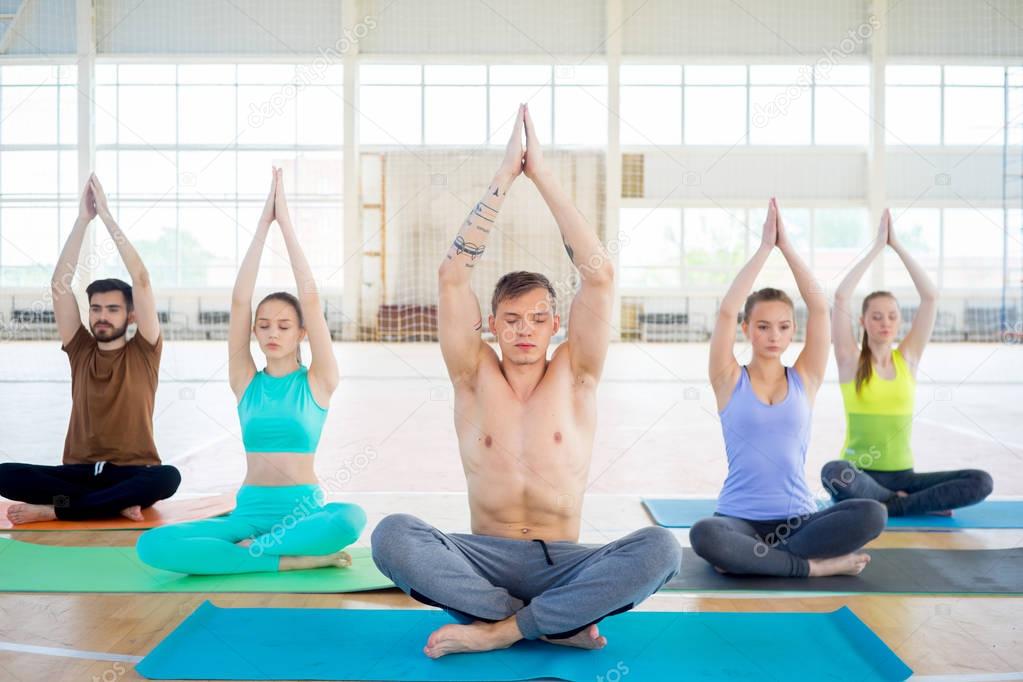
[6,503,57,525]
[120,505,144,521]
[542,624,607,650]
[809,552,871,577]
[424,621,519,659]
[896,491,909,497]
[278,550,352,571]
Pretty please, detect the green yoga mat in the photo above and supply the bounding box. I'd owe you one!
[0,538,394,593]
[137,601,912,681]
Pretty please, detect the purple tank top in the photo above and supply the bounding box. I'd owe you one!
[716,365,818,521]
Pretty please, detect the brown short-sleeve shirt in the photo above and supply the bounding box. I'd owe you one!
[61,324,163,466]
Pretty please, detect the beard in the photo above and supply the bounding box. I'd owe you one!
[91,320,128,342]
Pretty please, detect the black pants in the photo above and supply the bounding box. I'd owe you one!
[689,499,888,577]
[0,462,181,520]
[822,461,994,516]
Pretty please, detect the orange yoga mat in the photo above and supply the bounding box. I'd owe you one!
[0,493,235,531]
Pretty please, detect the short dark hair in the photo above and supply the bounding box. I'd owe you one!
[491,271,557,315]
[86,278,133,310]
[743,287,793,323]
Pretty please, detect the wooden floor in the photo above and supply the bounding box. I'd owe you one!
[0,342,1021,680]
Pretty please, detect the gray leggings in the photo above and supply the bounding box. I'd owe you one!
[821,460,993,516]
[370,513,682,640]
[689,499,887,577]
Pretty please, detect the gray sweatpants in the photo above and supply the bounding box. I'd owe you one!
[370,513,683,640]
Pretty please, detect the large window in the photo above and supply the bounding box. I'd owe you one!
[943,208,1011,290]
[885,208,941,289]
[95,63,344,290]
[0,65,78,287]
[886,65,1010,146]
[359,64,607,146]
[621,204,1017,293]
[884,208,1015,291]
[621,64,870,146]
[619,208,682,288]
[685,208,751,287]
[620,206,870,291]
[684,66,747,145]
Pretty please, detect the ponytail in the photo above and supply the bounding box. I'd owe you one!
[855,329,872,394]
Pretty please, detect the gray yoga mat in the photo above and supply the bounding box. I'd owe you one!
[666,547,1023,594]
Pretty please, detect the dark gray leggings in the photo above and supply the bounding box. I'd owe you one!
[821,460,993,516]
[689,499,887,577]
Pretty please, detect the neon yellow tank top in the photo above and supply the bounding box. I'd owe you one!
[839,348,915,471]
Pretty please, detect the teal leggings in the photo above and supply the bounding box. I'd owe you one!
[136,484,366,575]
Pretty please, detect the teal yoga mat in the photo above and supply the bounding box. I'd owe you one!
[0,538,393,593]
[643,498,1023,530]
[137,601,911,681]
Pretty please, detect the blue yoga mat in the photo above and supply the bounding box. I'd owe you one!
[643,498,1023,530]
[137,601,912,681]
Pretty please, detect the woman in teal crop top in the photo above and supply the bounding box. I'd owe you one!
[137,169,366,575]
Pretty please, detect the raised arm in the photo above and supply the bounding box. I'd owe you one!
[90,174,160,345]
[51,181,94,345]
[833,211,887,373]
[229,169,275,398]
[775,198,829,396]
[709,200,776,406]
[274,168,339,397]
[523,104,614,384]
[438,104,524,386]
[890,220,938,369]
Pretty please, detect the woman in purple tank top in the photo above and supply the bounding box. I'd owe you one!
[690,198,887,578]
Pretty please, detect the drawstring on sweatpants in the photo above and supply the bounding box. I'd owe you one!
[532,538,554,565]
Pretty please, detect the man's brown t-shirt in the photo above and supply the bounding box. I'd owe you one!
[62,324,162,466]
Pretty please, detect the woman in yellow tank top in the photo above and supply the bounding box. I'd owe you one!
[820,210,993,517]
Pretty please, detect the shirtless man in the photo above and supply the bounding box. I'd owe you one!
[0,174,180,524]
[371,105,682,658]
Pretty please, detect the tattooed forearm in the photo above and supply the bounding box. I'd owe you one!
[473,201,497,223]
[453,235,486,263]
[440,174,514,281]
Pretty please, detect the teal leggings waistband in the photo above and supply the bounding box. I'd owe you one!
[234,484,325,516]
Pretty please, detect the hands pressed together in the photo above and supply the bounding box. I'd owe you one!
[259,166,292,229]
[78,173,113,224]
[499,103,547,183]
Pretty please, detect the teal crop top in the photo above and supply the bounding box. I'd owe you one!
[237,366,328,454]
